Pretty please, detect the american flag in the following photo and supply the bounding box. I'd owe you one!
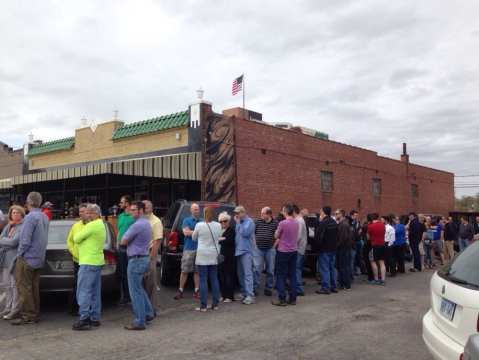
[232,75,243,96]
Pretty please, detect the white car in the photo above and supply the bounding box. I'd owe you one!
[423,241,479,360]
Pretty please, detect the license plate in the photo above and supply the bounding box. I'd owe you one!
[440,298,456,321]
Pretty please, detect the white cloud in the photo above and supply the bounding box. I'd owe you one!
[0,0,478,196]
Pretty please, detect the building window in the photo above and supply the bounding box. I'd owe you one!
[411,184,419,198]
[321,171,333,192]
[372,178,382,197]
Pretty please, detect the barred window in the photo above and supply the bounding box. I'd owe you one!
[321,171,333,192]
[372,178,382,197]
[411,184,419,198]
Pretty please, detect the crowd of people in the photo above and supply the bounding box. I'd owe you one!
[0,192,477,331]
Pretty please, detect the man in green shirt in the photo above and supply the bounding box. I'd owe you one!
[66,203,89,314]
[72,204,106,331]
[117,195,134,305]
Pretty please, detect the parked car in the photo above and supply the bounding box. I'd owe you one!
[40,220,120,296]
[159,200,236,286]
[422,241,479,360]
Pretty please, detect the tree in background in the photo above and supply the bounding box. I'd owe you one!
[455,193,479,211]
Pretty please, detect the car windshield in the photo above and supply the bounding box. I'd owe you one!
[439,241,479,288]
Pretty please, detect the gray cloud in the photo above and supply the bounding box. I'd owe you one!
[0,0,478,197]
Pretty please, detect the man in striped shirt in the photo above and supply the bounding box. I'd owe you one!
[253,207,278,296]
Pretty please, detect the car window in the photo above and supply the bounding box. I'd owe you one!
[440,241,479,288]
[48,223,73,244]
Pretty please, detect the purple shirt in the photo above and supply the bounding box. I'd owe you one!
[276,218,299,253]
[123,217,152,257]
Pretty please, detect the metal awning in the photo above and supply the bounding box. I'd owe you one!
[12,152,202,186]
[0,178,12,190]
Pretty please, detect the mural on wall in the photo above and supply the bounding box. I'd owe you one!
[202,114,236,203]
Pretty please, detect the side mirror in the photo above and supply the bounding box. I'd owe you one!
[464,334,479,360]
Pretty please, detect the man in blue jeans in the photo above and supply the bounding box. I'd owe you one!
[253,207,278,296]
[315,206,339,295]
[272,204,299,306]
[121,201,154,330]
[235,206,256,305]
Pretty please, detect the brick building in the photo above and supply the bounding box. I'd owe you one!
[0,95,454,217]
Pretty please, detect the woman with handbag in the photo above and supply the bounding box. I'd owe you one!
[192,207,223,312]
[0,205,25,319]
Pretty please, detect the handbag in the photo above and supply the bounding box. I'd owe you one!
[206,223,224,264]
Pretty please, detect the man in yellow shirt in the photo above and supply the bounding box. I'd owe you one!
[66,204,89,314]
[142,200,163,315]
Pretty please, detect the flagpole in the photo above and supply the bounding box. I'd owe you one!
[242,73,245,112]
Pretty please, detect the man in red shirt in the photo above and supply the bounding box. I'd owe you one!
[41,202,53,221]
[367,213,386,285]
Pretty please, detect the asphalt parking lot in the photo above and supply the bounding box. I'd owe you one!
[0,269,433,360]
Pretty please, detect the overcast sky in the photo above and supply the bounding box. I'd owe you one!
[1,1,478,196]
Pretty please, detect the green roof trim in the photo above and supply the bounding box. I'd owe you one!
[28,137,75,157]
[314,131,329,140]
[112,110,189,140]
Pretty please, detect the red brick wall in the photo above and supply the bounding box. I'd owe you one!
[233,117,454,218]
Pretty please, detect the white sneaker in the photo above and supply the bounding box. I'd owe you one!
[223,298,232,303]
[242,296,255,305]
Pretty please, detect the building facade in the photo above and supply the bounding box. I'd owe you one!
[0,98,454,218]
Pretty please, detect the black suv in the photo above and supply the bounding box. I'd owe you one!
[159,200,236,286]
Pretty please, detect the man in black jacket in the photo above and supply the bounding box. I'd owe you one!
[408,213,423,272]
[314,206,338,295]
[444,216,458,262]
[336,209,353,290]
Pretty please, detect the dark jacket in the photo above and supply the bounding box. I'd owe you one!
[408,218,423,243]
[459,223,474,241]
[314,216,338,253]
[444,222,458,241]
[337,218,353,249]
[221,225,236,259]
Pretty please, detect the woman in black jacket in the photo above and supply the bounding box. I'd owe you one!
[218,212,236,302]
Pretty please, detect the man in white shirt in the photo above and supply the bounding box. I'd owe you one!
[383,216,396,277]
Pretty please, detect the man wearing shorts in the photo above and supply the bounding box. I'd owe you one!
[367,213,386,286]
[174,203,201,300]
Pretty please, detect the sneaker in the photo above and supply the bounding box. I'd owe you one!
[3,312,19,320]
[11,317,37,326]
[264,289,273,297]
[242,296,255,305]
[72,319,91,331]
[90,319,101,327]
[193,290,200,299]
[271,299,288,306]
[195,307,207,312]
[315,289,330,295]
[124,324,146,330]
[222,298,233,303]
[173,290,184,300]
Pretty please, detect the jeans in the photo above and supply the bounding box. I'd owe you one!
[253,248,276,291]
[77,265,102,321]
[197,265,220,309]
[410,239,422,271]
[350,248,356,278]
[296,254,305,294]
[237,253,254,298]
[118,247,130,302]
[127,257,153,327]
[318,252,337,291]
[275,251,297,301]
[459,238,470,252]
[424,242,432,266]
[337,248,352,289]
